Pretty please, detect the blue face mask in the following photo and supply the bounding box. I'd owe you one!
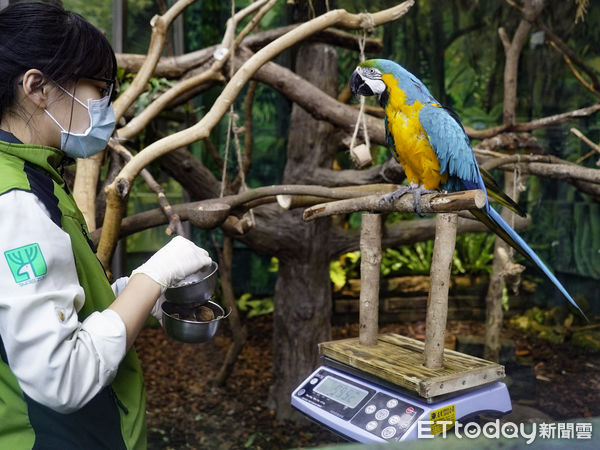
[44,85,116,159]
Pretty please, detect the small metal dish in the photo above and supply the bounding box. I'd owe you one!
[161,300,230,344]
[164,261,219,305]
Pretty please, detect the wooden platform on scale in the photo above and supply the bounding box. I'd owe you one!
[319,333,505,399]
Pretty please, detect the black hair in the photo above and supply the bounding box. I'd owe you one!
[0,1,117,121]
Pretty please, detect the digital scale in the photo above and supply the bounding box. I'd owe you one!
[291,335,513,443]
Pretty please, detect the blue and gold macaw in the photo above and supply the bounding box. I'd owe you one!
[350,58,588,321]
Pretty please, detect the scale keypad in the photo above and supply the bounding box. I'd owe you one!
[350,392,424,441]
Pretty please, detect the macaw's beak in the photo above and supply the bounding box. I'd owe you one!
[350,70,373,97]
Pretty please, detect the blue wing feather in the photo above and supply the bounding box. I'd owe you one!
[471,207,590,321]
[418,104,481,192]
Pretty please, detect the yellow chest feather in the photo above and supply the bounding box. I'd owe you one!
[381,74,446,190]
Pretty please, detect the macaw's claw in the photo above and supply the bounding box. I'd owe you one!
[378,184,437,216]
[378,185,412,207]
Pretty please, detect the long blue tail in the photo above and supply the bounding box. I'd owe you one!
[471,205,589,322]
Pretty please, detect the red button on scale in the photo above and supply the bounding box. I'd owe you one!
[406,407,414,414]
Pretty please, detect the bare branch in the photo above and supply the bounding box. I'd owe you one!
[116,2,414,183]
[465,103,600,139]
[571,127,600,161]
[512,103,600,131]
[303,190,487,221]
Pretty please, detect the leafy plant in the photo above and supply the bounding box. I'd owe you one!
[453,232,497,276]
[236,293,274,318]
[330,251,360,291]
[381,241,435,276]
[328,232,497,289]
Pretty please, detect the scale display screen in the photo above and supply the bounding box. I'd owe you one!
[314,375,369,408]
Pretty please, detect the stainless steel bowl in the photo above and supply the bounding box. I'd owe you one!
[162,300,230,344]
[164,261,219,305]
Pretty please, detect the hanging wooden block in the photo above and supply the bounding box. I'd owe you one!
[350,143,372,169]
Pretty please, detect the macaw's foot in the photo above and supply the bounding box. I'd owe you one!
[378,183,438,215]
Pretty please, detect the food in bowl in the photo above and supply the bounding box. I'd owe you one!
[161,300,229,343]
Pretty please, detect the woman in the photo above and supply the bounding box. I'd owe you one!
[0,2,210,448]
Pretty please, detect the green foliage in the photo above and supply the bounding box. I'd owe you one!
[329,232,497,288]
[236,293,274,318]
[508,306,597,347]
[381,241,434,276]
[116,72,174,117]
[379,233,496,278]
[330,252,360,291]
[453,232,497,276]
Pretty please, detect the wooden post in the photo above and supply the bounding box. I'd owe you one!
[423,213,458,369]
[359,213,382,346]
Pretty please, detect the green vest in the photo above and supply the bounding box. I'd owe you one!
[0,139,146,449]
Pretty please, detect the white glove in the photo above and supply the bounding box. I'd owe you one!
[131,236,212,290]
[150,292,167,324]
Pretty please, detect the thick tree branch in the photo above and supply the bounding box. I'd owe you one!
[91,183,402,242]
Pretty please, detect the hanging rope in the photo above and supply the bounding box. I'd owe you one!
[349,22,373,168]
[219,109,233,198]
[220,0,254,227]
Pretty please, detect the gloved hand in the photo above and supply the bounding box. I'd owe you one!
[131,236,212,291]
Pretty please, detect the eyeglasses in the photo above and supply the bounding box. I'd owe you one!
[17,76,118,102]
[86,76,117,102]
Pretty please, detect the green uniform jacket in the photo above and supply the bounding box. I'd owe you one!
[0,135,146,449]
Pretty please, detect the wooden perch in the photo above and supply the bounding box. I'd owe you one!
[423,213,458,369]
[303,189,486,222]
[359,214,382,347]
